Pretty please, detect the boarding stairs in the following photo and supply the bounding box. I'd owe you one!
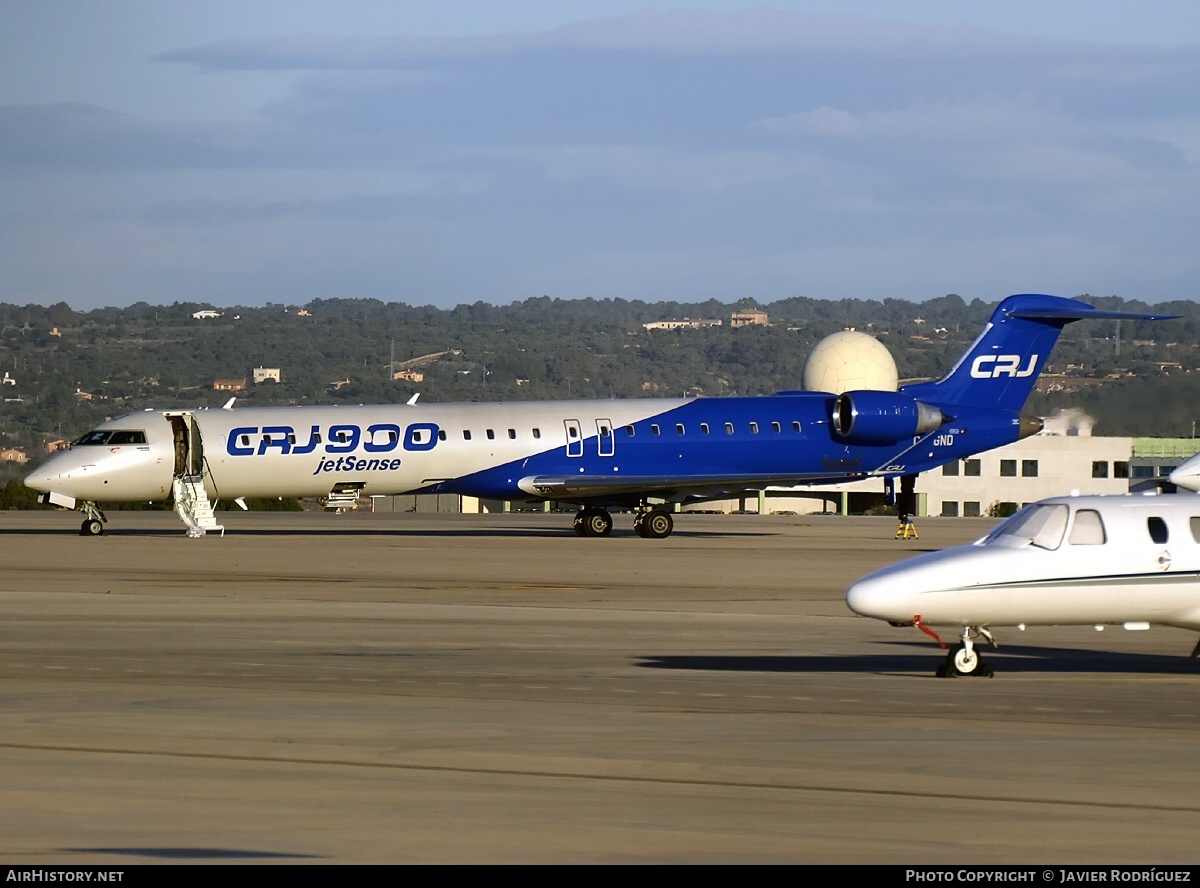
[322,482,366,512]
[172,474,224,537]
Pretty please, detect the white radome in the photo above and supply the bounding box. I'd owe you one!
[802,331,899,393]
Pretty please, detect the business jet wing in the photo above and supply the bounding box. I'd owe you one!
[517,472,858,501]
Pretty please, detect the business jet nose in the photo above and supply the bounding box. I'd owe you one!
[846,573,913,623]
[1169,454,1200,492]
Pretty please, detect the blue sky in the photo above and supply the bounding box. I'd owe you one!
[2,1,1199,309]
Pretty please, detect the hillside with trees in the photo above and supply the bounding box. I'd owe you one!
[0,293,1195,480]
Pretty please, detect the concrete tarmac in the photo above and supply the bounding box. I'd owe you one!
[2,509,1199,864]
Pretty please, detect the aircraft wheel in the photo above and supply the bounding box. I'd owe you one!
[583,509,612,537]
[80,518,104,537]
[633,515,649,538]
[576,508,612,537]
[641,510,673,539]
[942,644,992,678]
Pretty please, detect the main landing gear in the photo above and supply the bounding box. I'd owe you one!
[633,509,673,539]
[572,507,675,539]
[934,627,997,678]
[573,507,613,537]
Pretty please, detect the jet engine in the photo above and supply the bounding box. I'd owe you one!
[832,391,946,445]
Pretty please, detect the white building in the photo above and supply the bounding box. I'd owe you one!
[253,367,282,384]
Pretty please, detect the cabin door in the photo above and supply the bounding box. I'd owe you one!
[595,419,614,457]
[165,412,205,478]
[564,419,583,457]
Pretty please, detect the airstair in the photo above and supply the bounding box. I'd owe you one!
[173,474,224,537]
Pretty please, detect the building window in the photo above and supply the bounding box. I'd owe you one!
[1114,461,1129,478]
[941,502,959,517]
[1022,460,1038,477]
[963,501,981,517]
[964,459,981,477]
[1132,465,1155,479]
[1092,461,1109,478]
[942,461,960,477]
[1000,460,1017,477]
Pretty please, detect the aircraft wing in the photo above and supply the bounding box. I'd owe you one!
[517,472,860,502]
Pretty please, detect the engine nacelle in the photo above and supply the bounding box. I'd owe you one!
[832,391,945,445]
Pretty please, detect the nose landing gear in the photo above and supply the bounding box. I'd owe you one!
[935,627,996,678]
[77,502,108,537]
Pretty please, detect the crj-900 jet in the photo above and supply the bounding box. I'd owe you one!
[24,295,1168,538]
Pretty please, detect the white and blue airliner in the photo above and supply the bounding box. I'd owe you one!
[24,294,1168,538]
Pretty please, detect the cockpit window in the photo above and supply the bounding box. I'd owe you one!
[72,430,147,446]
[983,503,1068,550]
[1068,509,1107,545]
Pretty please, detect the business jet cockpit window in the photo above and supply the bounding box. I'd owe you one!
[982,503,1068,551]
[73,430,148,446]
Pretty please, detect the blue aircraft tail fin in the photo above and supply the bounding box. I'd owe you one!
[902,294,1173,412]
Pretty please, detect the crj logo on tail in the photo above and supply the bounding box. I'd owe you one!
[969,354,1038,379]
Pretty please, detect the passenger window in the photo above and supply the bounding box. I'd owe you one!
[749,422,759,434]
[438,430,447,441]
[725,423,734,434]
[624,425,635,437]
[651,424,660,436]
[700,423,710,435]
[532,428,541,439]
[676,424,685,435]
[1068,510,1107,545]
[1148,517,1169,544]
[486,429,495,440]
[508,429,516,439]
[792,421,801,433]
[463,430,472,441]
[1190,517,1200,543]
[772,422,781,433]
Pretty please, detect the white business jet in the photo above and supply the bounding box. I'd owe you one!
[847,493,1200,677]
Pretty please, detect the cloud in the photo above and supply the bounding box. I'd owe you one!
[4,9,1200,307]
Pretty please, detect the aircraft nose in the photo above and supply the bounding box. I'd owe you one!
[1169,457,1200,492]
[23,465,53,493]
[846,573,912,622]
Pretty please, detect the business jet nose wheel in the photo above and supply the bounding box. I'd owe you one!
[936,628,995,678]
[573,507,613,537]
